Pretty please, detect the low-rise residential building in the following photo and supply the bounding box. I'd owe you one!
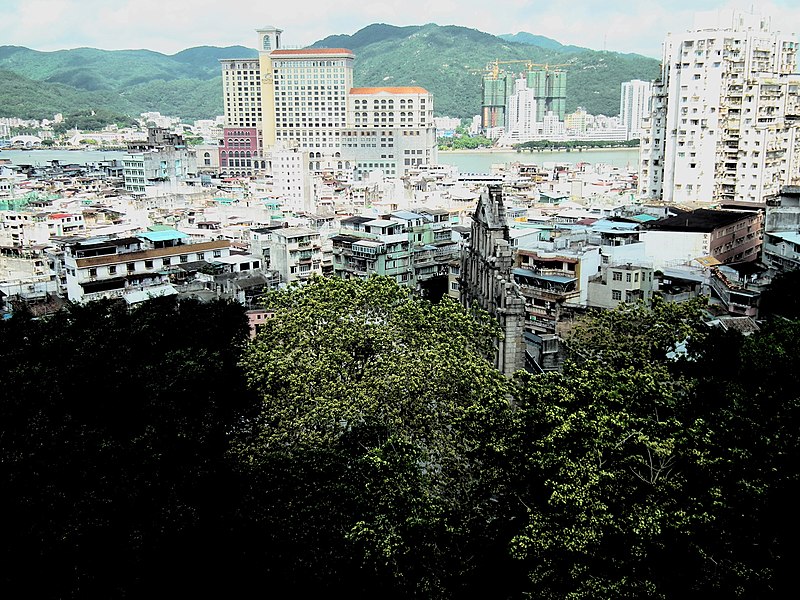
[587,262,655,309]
[763,231,800,273]
[269,227,323,284]
[513,244,602,334]
[1,211,85,247]
[64,229,230,302]
[709,263,770,317]
[331,209,458,292]
[642,209,763,268]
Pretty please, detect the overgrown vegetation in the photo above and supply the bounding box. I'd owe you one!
[438,134,495,149]
[3,278,795,598]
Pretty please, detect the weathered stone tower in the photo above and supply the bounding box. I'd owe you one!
[460,185,527,377]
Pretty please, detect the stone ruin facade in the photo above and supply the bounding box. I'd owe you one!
[460,185,527,377]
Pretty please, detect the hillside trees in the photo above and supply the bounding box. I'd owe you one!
[1,278,797,598]
[0,297,260,598]
[235,275,518,596]
[504,299,799,598]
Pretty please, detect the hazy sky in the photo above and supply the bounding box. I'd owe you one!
[4,0,800,58]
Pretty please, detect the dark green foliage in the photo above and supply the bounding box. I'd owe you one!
[234,276,514,596]
[759,269,800,319]
[498,32,588,53]
[515,139,640,150]
[504,299,799,598]
[439,134,495,149]
[0,297,259,598]
[51,108,137,133]
[1,281,797,598]
[0,45,253,121]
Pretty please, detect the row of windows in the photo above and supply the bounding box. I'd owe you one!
[273,60,349,68]
[611,270,650,283]
[353,98,424,104]
[84,251,224,277]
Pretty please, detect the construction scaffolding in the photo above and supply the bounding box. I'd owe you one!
[480,60,570,130]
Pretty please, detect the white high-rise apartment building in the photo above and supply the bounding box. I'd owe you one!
[620,79,652,140]
[220,59,262,128]
[499,78,538,145]
[640,11,800,206]
[269,48,354,155]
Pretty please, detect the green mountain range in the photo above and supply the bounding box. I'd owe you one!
[314,24,660,118]
[0,45,258,123]
[0,24,660,125]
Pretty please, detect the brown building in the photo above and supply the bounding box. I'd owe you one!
[645,208,763,264]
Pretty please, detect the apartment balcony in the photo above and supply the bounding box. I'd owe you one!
[763,241,800,264]
[295,240,321,250]
[377,233,408,244]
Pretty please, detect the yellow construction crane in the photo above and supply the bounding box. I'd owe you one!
[484,59,571,79]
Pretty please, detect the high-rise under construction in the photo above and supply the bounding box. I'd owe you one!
[481,66,567,130]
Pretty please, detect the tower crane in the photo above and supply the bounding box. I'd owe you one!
[483,59,572,79]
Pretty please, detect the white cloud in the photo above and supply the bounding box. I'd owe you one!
[3,0,799,56]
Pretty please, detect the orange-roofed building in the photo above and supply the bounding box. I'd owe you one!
[341,86,437,180]
[215,26,440,196]
[257,26,354,167]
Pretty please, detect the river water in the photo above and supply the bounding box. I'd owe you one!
[1,148,641,174]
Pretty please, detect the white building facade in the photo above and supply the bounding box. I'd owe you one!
[640,11,800,206]
[341,87,438,180]
[620,79,652,140]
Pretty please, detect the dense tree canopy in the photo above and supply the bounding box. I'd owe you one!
[2,280,798,598]
[0,297,259,597]
[235,276,514,596]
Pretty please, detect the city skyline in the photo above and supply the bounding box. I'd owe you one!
[5,0,800,59]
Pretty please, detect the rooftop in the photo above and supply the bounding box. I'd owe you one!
[766,231,800,245]
[390,210,425,221]
[647,209,756,233]
[271,48,354,57]
[341,215,373,225]
[274,226,317,238]
[138,230,188,243]
[349,86,430,95]
[363,218,399,228]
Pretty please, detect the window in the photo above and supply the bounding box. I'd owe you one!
[612,290,622,301]
[626,272,632,282]
[612,271,622,281]
[162,257,171,266]
[109,265,117,275]
[88,268,97,277]
[127,262,135,272]
[145,260,154,269]
[213,250,222,258]
[180,255,188,263]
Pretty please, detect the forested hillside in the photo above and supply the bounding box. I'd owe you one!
[313,24,660,118]
[0,45,257,121]
[1,25,659,123]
